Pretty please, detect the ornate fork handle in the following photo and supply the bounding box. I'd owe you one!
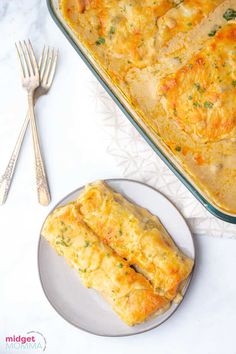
[0,114,29,204]
[0,94,51,206]
[28,94,51,206]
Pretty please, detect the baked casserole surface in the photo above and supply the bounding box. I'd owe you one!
[61,0,236,214]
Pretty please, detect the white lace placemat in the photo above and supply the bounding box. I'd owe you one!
[89,80,236,238]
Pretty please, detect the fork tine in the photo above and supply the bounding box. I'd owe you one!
[17,41,30,78]
[46,49,58,86]
[38,46,45,78]
[22,40,34,76]
[20,41,30,77]
[40,46,49,81]
[15,42,27,79]
[42,47,54,85]
[26,40,38,77]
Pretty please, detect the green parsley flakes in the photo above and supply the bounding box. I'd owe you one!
[109,26,115,35]
[96,37,105,45]
[194,83,205,93]
[208,29,217,37]
[223,8,236,21]
[84,241,90,248]
[204,101,214,109]
[208,25,221,37]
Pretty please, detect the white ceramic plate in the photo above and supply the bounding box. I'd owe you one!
[38,179,195,336]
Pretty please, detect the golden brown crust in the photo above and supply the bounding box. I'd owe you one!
[158,24,236,143]
[42,202,169,326]
[77,181,194,300]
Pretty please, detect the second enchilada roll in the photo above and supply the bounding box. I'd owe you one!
[77,181,194,300]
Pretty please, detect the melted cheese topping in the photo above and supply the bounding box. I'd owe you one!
[77,181,194,300]
[42,202,169,326]
[155,0,225,49]
[159,24,236,143]
[61,0,236,214]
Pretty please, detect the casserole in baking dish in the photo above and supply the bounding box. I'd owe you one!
[47,0,236,222]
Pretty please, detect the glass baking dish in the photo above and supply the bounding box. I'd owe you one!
[47,0,236,224]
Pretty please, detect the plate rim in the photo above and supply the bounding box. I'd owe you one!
[37,178,196,337]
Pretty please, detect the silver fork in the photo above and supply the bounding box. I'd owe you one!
[0,44,58,205]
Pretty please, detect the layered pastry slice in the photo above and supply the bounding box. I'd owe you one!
[77,181,194,300]
[42,202,169,326]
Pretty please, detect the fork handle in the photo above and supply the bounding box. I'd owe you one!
[0,114,29,205]
[0,93,42,205]
[28,93,51,206]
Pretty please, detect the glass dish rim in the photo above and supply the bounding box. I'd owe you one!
[46,0,236,224]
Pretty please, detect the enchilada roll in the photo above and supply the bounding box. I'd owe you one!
[77,181,194,300]
[42,202,169,326]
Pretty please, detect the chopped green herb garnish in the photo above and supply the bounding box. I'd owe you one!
[78,268,87,273]
[223,8,236,21]
[208,25,221,37]
[117,263,123,268]
[84,241,90,248]
[188,95,193,100]
[174,56,182,63]
[119,229,123,235]
[187,22,192,26]
[56,236,70,247]
[193,82,204,92]
[232,80,236,87]
[194,82,205,93]
[208,29,217,37]
[175,146,181,152]
[204,101,214,109]
[155,286,163,293]
[194,82,201,90]
[193,101,201,108]
[96,37,105,45]
[109,26,116,35]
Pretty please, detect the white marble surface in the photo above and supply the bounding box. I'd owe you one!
[0,1,236,353]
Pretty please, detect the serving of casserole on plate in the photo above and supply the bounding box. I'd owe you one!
[39,179,195,336]
[47,0,236,222]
